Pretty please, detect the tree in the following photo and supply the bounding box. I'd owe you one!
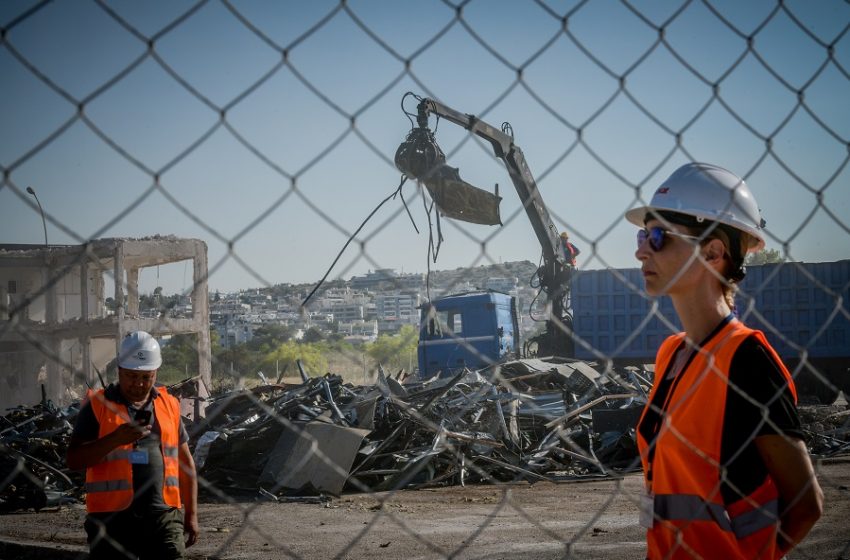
[214,343,261,382]
[158,333,200,382]
[247,324,295,353]
[138,293,155,310]
[301,326,325,344]
[264,341,327,378]
[745,248,785,266]
[209,328,221,354]
[365,325,419,373]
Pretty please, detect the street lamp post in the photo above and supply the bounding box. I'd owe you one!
[26,186,48,246]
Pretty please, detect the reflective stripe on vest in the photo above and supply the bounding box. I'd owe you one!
[654,494,732,531]
[85,479,131,493]
[654,494,779,539]
[84,386,183,513]
[731,498,779,539]
[637,320,796,560]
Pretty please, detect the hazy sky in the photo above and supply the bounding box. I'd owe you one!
[2,0,849,296]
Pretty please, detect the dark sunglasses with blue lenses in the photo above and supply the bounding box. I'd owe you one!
[637,226,702,251]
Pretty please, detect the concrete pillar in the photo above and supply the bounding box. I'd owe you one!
[127,267,139,317]
[91,257,105,316]
[80,259,89,320]
[80,259,92,387]
[114,244,125,368]
[114,244,125,334]
[192,241,210,418]
[44,253,63,405]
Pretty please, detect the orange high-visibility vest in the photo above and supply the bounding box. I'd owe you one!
[637,319,797,559]
[84,386,182,513]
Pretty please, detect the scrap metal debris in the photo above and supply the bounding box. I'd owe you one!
[0,392,83,512]
[800,405,850,457]
[195,359,650,498]
[1,364,849,511]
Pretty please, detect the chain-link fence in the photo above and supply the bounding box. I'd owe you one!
[2,1,849,558]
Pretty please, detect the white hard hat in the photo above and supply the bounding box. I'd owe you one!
[118,331,162,371]
[625,162,766,253]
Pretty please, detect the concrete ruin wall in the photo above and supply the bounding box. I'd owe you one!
[0,237,210,417]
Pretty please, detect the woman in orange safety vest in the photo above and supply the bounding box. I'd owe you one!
[625,163,823,559]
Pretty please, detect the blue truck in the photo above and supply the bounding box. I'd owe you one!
[417,291,520,377]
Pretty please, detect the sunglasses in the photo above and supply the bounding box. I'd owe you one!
[637,226,702,251]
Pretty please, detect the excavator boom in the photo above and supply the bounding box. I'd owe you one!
[396,96,574,358]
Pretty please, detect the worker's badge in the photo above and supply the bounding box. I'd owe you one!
[128,449,149,465]
[639,491,654,528]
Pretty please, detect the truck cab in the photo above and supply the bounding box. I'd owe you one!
[417,291,519,378]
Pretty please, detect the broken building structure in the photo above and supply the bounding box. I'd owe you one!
[0,237,211,416]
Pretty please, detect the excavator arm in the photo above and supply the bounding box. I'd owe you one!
[395,96,575,357]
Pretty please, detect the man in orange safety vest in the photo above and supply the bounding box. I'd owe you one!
[67,331,199,559]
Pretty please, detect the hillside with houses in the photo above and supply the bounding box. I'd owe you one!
[201,260,540,349]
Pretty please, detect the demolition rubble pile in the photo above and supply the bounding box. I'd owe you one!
[194,363,850,499]
[800,404,850,457]
[2,363,849,511]
[0,394,83,512]
[195,359,649,497]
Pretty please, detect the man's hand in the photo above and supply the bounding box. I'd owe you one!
[184,511,199,547]
[108,422,151,446]
[67,420,151,470]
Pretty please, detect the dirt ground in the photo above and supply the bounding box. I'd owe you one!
[1,459,849,560]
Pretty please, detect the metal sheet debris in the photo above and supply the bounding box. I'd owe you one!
[259,422,371,496]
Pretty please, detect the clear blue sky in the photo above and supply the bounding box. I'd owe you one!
[2,0,849,296]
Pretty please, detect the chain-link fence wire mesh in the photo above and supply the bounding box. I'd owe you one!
[2,0,850,558]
